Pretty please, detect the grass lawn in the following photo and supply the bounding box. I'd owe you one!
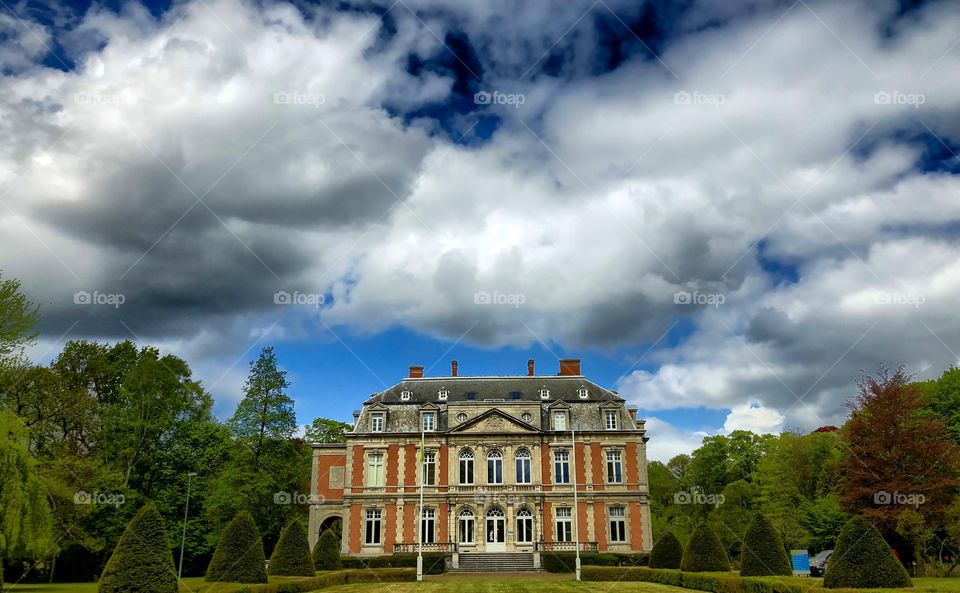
[3,575,309,593]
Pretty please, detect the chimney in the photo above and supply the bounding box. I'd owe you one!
[451,360,459,377]
[627,406,638,422]
[559,358,581,376]
[527,359,535,376]
[409,365,424,378]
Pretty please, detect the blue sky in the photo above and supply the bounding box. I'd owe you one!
[4,0,960,461]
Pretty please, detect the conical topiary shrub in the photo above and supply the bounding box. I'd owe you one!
[206,511,268,583]
[312,529,342,570]
[823,515,911,589]
[98,502,178,593]
[681,522,730,572]
[650,531,684,569]
[740,513,792,576]
[268,520,315,576]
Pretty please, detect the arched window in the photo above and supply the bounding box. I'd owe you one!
[515,448,532,484]
[458,508,475,544]
[459,448,474,485]
[487,449,503,484]
[485,506,505,544]
[516,508,534,543]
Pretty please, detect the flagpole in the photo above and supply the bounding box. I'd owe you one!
[571,424,581,581]
[417,426,424,582]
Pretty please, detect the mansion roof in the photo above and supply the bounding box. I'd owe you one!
[366,375,624,405]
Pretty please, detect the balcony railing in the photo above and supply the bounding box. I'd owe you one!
[393,542,458,553]
[536,541,599,553]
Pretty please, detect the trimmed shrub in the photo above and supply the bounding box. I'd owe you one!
[681,522,730,572]
[581,566,806,593]
[206,511,268,583]
[541,552,648,572]
[98,502,178,593]
[339,553,445,574]
[650,531,684,569]
[269,520,315,576]
[823,515,911,589]
[740,513,792,576]
[312,529,342,571]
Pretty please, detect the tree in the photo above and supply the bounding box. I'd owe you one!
[823,515,911,588]
[917,367,960,443]
[740,513,792,576]
[312,529,342,571]
[681,522,730,572]
[802,494,848,552]
[649,531,683,569]
[0,272,38,363]
[838,367,960,536]
[305,418,352,444]
[98,503,177,593]
[229,347,296,469]
[268,520,314,576]
[206,511,267,583]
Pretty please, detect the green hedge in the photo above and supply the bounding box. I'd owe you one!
[269,521,315,577]
[312,530,342,571]
[98,503,178,593]
[207,511,268,583]
[682,522,731,572]
[233,568,415,593]
[823,516,911,589]
[650,532,684,569]
[541,552,649,572]
[740,514,792,577]
[581,566,806,593]
[340,553,445,574]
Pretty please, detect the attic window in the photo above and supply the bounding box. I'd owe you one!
[438,388,449,401]
[400,390,412,401]
[539,386,550,399]
[466,392,476,400]
[578,386,589,399]
[510,391,522,400]
[521,412,533,422]
[456,412,468,423]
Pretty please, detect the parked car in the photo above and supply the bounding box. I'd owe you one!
[810,550,833,577]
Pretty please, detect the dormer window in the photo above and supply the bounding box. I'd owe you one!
[604,410,618,430]
[539,386,550,399]
[578,386,589,399]
[422,411,436,432]
[438,388,449,401]
[456,412,468,423]
[400,390,412,401]
[371,413,384,432]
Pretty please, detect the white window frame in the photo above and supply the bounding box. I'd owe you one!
[556,507,573,542]
[456,412,468,423]
[364,508,382,545]
[438,388,449,401]
[554,450,570,484]
[515,448,532,484]
[609,506,627,543]
[422,451,436,486]
[604,410,618,430]
[400,390,412,401]
[458,508,475,544]
[578,386,589,399]
[366,452,385,487]
[420,508,436,544]
[553,411,568,431]
[459,448,475,485]
[422,411,435,432]
[606,450,623,483]
[371,413,384,432]
[516,508,534,543]
[539,387,550,399]
[487,449,504,484]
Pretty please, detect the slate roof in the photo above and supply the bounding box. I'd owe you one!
[365,375,624,405]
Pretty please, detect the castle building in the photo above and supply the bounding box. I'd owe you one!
[308,358,652,565]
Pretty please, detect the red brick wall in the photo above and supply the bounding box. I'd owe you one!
[629,501,644,550]
[590,442,604,491]
[384,503,397,551]
[403,504,415,544]
[351,446,364,489]
[542,501,553,541]
[385,445,399,493]
[577,502,589,543]
[625,441,640,490]
[540,444,552,491]
[404,444,417,487]
[439,503,449,542]
[575,443,587,491]
[348,503,362,553]
[316,453,345,501]
[594,501,607,551]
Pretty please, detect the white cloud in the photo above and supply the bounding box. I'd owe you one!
[723,402,785,434]
[644,417,711,463]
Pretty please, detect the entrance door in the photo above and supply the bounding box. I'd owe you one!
[485,507,506,552]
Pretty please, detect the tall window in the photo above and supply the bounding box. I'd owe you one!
[366,452,385,487]
[556,507,573,542]
[515,448,532,484]
[487,449,503,484]
[553,411,567,430]
[422,412,435,432]
[459,448,474,484]
[606,450,623,483]
[422,451,436,486]
[554,450,570,484]
[364,508,382,545]
[371,414,384,432]
[458,508,475,543]
[604,410,618,430]
[420,508,436,544]
[516,508,534,543]
[609,506,626,543]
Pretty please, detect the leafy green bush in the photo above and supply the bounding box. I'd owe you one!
[650,531,684,569]
[740,513,792,576]
[206,511,268,583]
[269,520,315,576]
[339,553,444,573]
[98,502,178,593]
[540,552,648,572]
[823,515,911,589]
[581,566,806,593]
[682,522,731,572]
[312,529,342,571]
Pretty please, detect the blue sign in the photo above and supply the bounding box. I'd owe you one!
[791,550,810,575]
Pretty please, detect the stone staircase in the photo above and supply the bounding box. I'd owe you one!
[455,552,537,572]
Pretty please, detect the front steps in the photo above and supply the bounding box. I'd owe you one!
[454,552,537,572]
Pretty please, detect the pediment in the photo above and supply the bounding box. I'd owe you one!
[450,409,540,433]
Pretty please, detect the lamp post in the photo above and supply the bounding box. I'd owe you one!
[178,472,198,580]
